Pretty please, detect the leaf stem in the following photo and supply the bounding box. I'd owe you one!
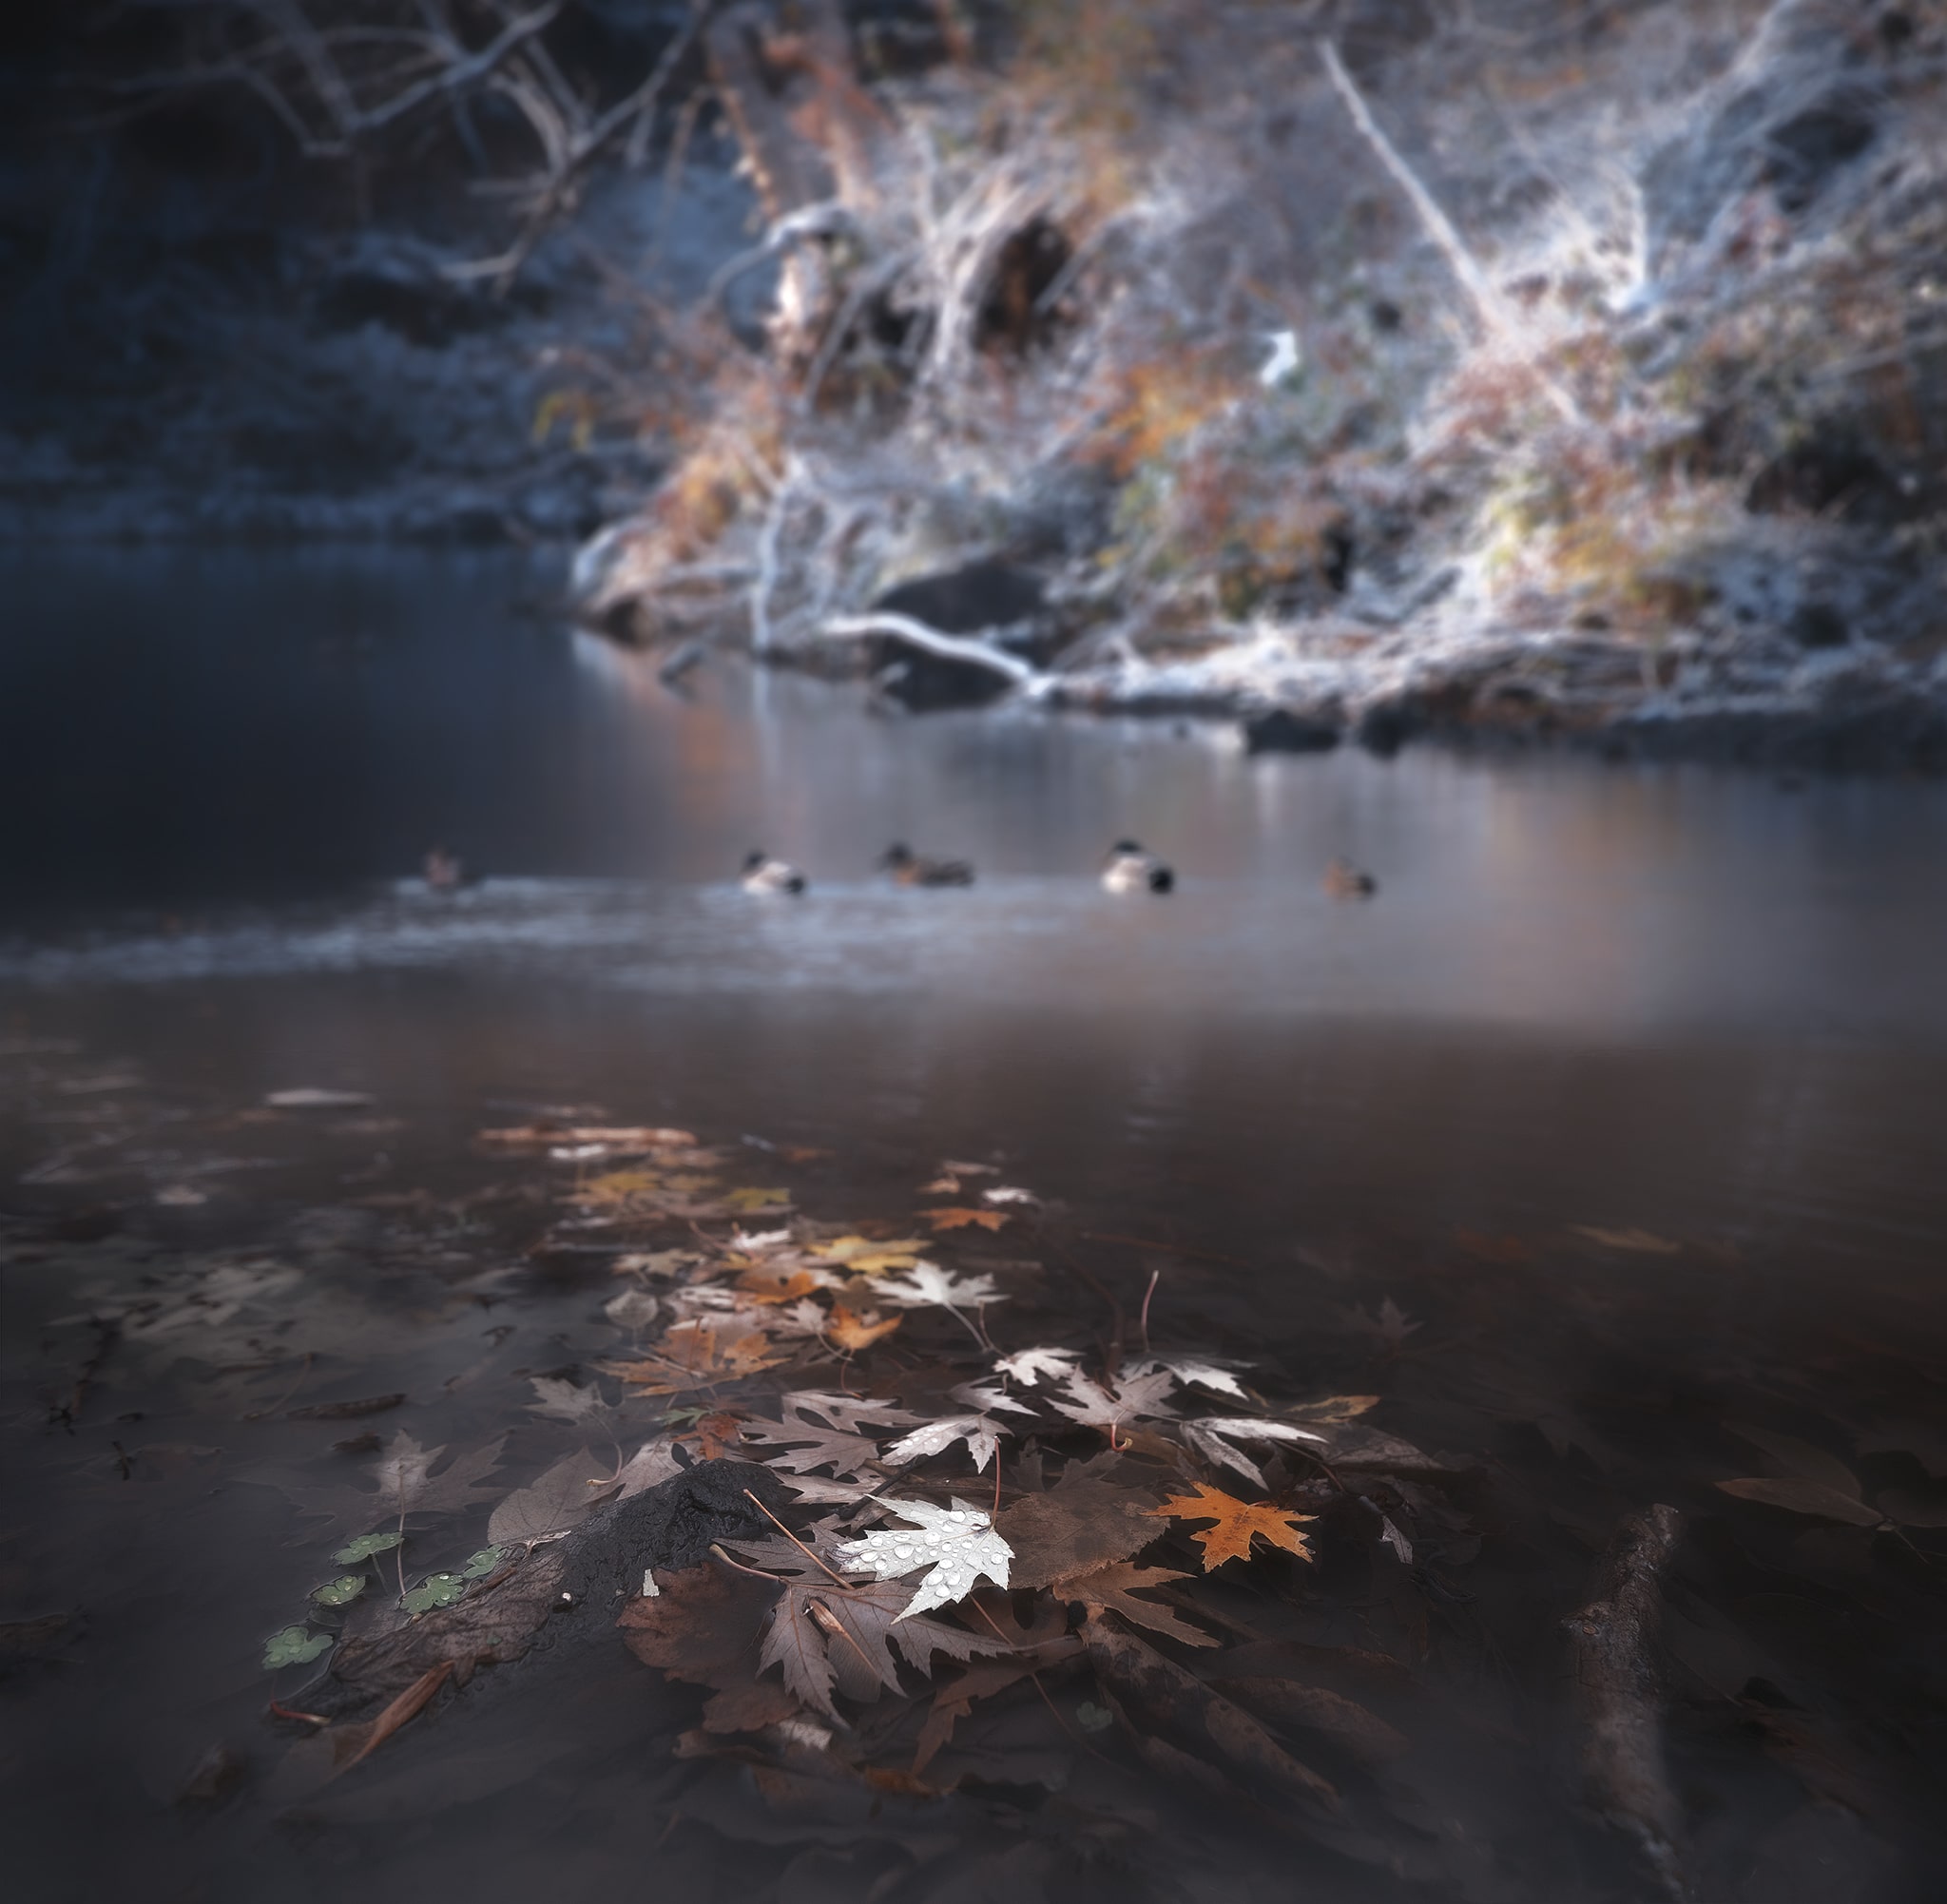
[742,1489,856,1589]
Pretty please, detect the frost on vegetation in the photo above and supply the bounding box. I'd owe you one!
[836,1498,1014,1619]
[567,0,1947,759]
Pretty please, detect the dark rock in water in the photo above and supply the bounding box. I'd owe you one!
[1610,683,1947,775]
[1243,707,1342,755]
[1788,601,1850,649]
[310,1461,785,1717]
[870,561,1046,711]
[1355,695,1428,760]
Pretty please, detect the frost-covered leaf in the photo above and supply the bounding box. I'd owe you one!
[526,1375,617,1431]
[1180,1415,1330,1487]
[730,1226,793,1251]
[401,1572,467,1615]
[1125,1355,1252,1401]
[882,1415,1008,1472]
[982,1186,1037,1205]
[951,1378,1037,1418]
[1048,1369,1178,1429]
[836,1497,1013,1618]
[1147,1484,1317,1570]
[488,1448,617,1546]
[332,1530,404,1565]
[311,1574,366,1608]
[992,1347,1082,1388]
[604,1289,663,1332]
[874,1262,1007,1310]
[263,1625,334,1670]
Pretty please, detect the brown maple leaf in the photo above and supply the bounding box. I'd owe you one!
[603,1322,785,1394]
[827,1304,901,1352]
[926,1207,1008,1232]
[1052,1561,1219,1646]
[1147,1483,1317,1570]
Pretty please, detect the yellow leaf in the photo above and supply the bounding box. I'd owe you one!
[1571,1226,1680,1254]
[724,1187,791,1212]
[1147,1483,1316,1570]
[583,1169,661,1204]
[809,1235,927,1262]
[827,1304,902,1352]
[918,1176,961,1195]
[846,1251,923,1277]
[1291,1394,1380,1423]
[927,1207,1008,1232]
[736,1268,823,1304]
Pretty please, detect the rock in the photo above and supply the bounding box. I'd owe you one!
[869,561,1047,711]
[1354,693,1429,759]
[1243,707,1343,755]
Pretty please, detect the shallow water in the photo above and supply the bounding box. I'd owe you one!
[3,551,1945,1902]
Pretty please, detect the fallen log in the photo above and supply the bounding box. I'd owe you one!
[1563,1503,1688,1900]
[305,1460,785,1718]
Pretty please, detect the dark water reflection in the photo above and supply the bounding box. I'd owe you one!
[3,553,1946,1902]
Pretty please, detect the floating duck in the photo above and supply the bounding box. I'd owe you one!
[1323,856,1378,899]
[423,846,465,892]
[1102,839,1174,894]
[742,851,807,895]
[878,841,975,887]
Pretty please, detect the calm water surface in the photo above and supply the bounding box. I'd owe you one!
[3,551,1945,1902]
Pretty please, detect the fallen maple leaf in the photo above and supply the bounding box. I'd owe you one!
[837,1498,1014,1617]
[1147,1483,1317,1570]
[826,1304,901,1352]
[926,1206,1008,1232]
[1047,1369,1177,1430]
[1124,1354,1251,1401]
[873,1262,1007,1310]
[881,1415,1008,1473]
[1054,1561,1219,1647]
[991,1346,1082,1388]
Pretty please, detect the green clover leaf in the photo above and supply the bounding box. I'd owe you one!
[311,1574,366,1607]
[333,1530,404,1565]
[459,1547,507,1580]
[401,1572,467,1615]
[262,1625,334,1671]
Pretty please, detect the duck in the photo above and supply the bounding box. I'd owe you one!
[423,846,466,892]
[1102,839,1174,894]
[1323,856,1378,899]
[878,841,975,887]
[742,850,807,895]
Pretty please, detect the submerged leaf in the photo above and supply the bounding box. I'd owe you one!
[263,1625,334,1670]
[488,1449,617,1547]
[1715,1478,1882,1526]
[1055,1561,1219,1646]
[1148,1484,1317,1570]
[332,1530,404,1565]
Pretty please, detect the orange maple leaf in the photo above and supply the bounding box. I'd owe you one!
[927,1207,1008,1232]
[826,1303,902,1352]
[736,1267,824,1304]
[1147,1483,1317,1570]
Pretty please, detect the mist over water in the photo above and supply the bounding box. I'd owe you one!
[5,551,1947,1900]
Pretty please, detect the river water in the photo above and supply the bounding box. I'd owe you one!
[3,551,1944,1902]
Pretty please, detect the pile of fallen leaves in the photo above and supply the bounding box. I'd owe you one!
[256,1119,1472,1852]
